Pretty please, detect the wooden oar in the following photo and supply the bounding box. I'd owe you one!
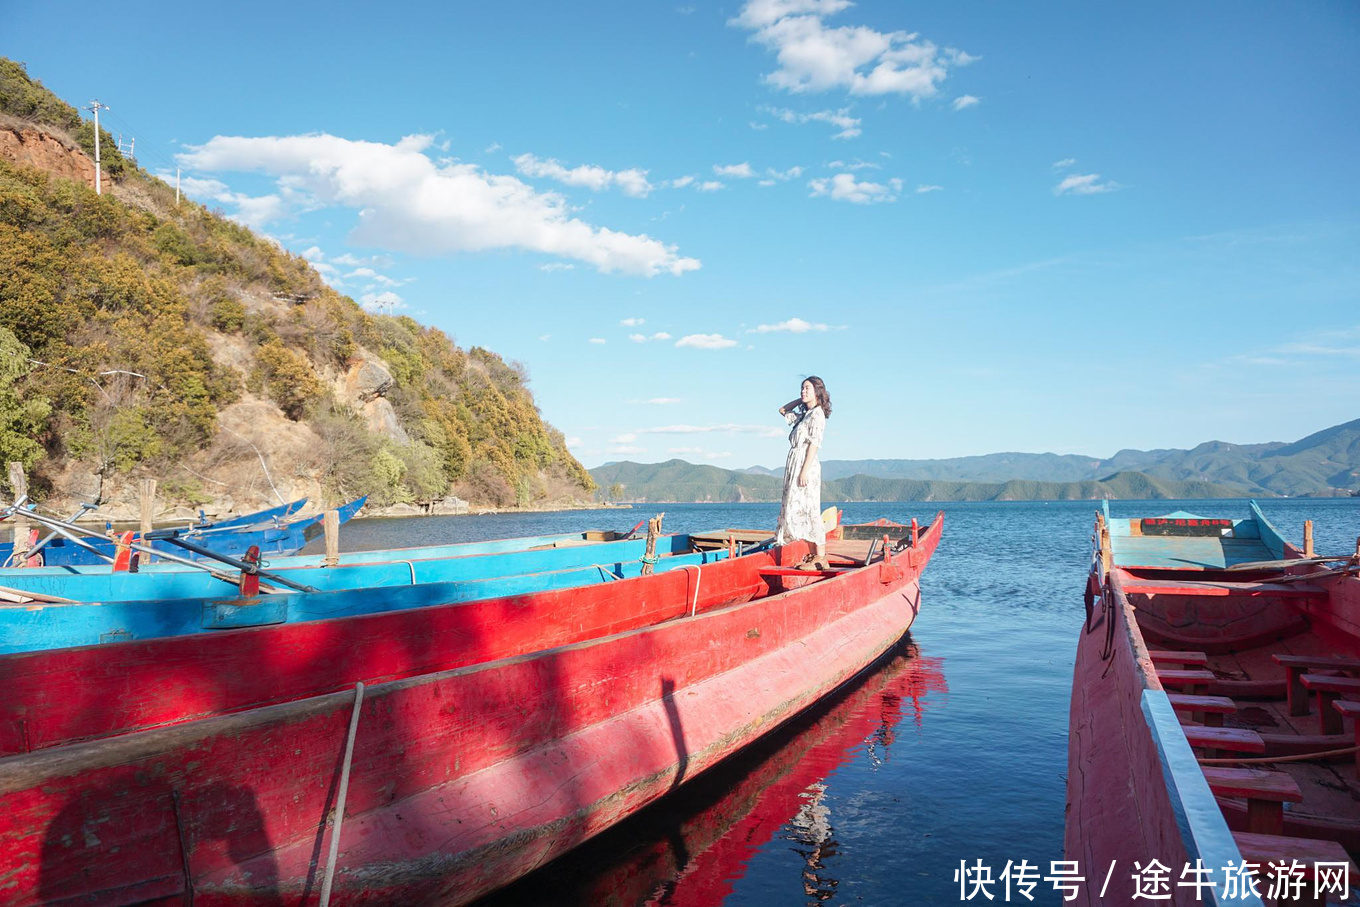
[0,584,77,604]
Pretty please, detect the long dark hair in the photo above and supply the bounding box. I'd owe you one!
[803,375,832,418]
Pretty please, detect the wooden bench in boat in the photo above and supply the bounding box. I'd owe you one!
[1333,701,1360,773]
[1157,668,1217,694]
[1299,675,1360,735]
[1149,649,1209,667]
[1274,654,1360,717]
[1168,692,1237,727]
[1232,832,1360,906]
[1121,578,1327,599]
[1184,725,1265,758]
[1201,767,1302,835]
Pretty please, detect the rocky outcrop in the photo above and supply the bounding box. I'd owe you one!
[346,359,395,403]
[0,124,96,189]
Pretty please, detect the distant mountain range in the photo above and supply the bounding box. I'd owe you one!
[590,418,1360,502]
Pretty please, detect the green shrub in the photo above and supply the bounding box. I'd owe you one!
[210,298,246,332]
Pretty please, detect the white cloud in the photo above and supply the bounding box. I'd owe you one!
[539,262,576,272]
[611,433,638,443]
[766,165,805,181]
[758,179,776,187]
[916,184,944,193]
[1054,173,1122,196]
[827,158,879,170]
[485,142,502,153]
[670,175,696,189]
[165,172,288,230]
[698,181,726,192]
[630,331,674,343]
[763,105,861,139]
[177,133,698,277]
[347,267,378,278]
[651,331,672,341]
[675,333,739,349]
[952,95,980,110]
[732,2,975,99]
[512,152,654,198]
[565,436,582,447]
[639,423,784,437]
[300,245,325,261]
[750,121,769,130]
[621,317,645,326]
[539,334,551,341]
[589,337,607,344]
[629,333,648,343]
[750,317,830,333]
[360,291,405,313]
[1052,157,1077,169]
[714,162,756,179]
[809,172,902,203]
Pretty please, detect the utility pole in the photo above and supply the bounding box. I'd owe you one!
[84,100,109,195]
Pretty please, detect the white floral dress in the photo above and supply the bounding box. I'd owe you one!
[776,406,826,546]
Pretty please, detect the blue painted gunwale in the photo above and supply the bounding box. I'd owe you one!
[0,533,702,603]
[0,497,364,568]
[193,498,308,531]
[0,546,729,654]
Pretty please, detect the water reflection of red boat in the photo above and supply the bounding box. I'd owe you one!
[482,642,947,907]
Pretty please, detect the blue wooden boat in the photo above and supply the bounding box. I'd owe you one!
[191,497,308,530]
[0,496,363,568]
[0,544,729,654]
[0,531,717,604]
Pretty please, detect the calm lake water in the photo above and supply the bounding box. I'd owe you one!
[323,498,1359,907]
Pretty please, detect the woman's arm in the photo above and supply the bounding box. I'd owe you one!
[778,398,803,416]
[798,442,820,486]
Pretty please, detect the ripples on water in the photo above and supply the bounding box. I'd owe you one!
[324,498,1358,906]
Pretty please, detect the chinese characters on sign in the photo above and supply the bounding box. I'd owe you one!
[953,859,1351,901]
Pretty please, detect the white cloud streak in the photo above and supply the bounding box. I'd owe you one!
[512,153,654,198]
[714,162,756,178]
[763,105,862,139]
[1053,172,1122,196]
[675,333,739,349]
[952,94,980,110]
[177,133,698,277]
[750,317,830,333]
[809,172,902,203]
[639,423,784,437]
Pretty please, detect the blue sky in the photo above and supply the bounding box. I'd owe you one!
[7,1,1359,468]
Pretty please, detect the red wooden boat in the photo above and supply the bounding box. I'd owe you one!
[1068,503,1360,906]
[0,514,941,906]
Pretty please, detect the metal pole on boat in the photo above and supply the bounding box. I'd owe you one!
[320,681,366,907]
[1303,521,1314,558]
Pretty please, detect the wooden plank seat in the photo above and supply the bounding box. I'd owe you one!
[1122,579,1327,599]
[1333,701,1360,774]
[1184,725,1265,758]
[1231,832,1360,906]
[1274,654,1360,717]
[1157,668,1217,694]
[1299,675,1360,735]
[1167,692,1237,727]
[1201,767,1302,835]
[1149,649,1209,667]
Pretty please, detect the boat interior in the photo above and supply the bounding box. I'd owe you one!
[1103,505,1360,895]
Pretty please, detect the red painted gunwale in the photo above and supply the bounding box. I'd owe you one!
[0,514,942,906]
[0,549,772,757]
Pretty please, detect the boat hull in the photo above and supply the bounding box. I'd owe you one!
[0,516,941,906]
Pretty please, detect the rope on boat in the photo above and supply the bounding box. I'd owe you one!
[684,564,702,617]
[320,682,366,907]
[1198,744,1360,766]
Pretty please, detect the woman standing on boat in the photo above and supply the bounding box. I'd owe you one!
[776,376,831,569]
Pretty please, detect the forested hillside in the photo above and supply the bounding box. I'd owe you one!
[590,460,1243,503]
[819,418,1360,497]
[0,59,593,517]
